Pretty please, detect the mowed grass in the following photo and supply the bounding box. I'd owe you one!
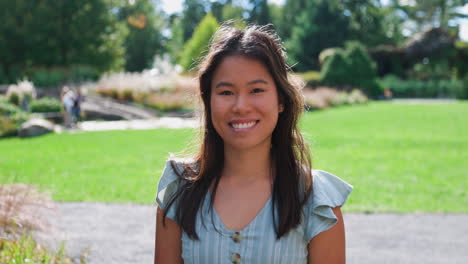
[1,102,467,212]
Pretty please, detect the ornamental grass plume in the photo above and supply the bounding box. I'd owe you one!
[6,80,37,104]
[0,184,55,238]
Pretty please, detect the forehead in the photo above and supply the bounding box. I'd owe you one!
[211,55,273,86]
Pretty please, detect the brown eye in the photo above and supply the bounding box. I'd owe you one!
[251,88,265,94]
[219,90,233,95]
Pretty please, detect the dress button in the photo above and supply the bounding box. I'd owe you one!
[231,253,241,263]
[231,231,242,243]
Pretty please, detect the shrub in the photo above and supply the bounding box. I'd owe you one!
[69,64,100,82]
[455,76,468,100]
[302,87,367,110]
[0,116,17,137]
[10,111,31,126]
[146,93,194,112]
[28,67,68,88]
[345,42,380,97]
[7,92,20,106]
[379,75,462,98]
[118,89,134,101]
[179,13,219,71]
[0,235,71,264]
[296,71,321,87]
[30,97,62,113]
[320,50,350,87]
[320,41,381,97]
[0,100,21,115]
[6,80,37,106]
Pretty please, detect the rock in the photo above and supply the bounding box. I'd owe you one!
[18,118,55,137]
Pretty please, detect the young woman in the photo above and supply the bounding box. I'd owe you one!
[154,25,353,264]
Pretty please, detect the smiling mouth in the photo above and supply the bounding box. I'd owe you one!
[229,120,259,129]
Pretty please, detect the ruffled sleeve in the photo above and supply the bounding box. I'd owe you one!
[155,160,183,222]
[304,169,353,242]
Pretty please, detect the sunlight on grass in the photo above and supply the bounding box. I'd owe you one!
[1,102,467,213]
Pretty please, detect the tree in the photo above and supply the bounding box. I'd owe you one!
[179,13,219,71]
[249,0,270,25]
[343,0,396,47]
[181,0,208,42]
[392,0,468,34]
[286,0,350,71]
[167,14,185,64]
[118,0,166,72]
[0,0,127,83]
[268,3,284,36]
[321,41,380,96]
[279,0,307,40]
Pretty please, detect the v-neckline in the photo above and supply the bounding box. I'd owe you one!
[206,190,272,232]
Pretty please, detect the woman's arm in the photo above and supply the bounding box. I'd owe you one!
[154,207,183,264]
[307,206,346,264]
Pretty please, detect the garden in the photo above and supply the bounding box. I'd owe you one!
[1,0,468,263]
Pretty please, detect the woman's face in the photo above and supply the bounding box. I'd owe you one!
[210,55,283,152]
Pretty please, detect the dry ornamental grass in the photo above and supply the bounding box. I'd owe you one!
[0,184,55,238]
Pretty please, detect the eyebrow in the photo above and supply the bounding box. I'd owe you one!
[214,79,269,89]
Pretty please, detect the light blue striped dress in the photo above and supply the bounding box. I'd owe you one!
[156,160,353,264]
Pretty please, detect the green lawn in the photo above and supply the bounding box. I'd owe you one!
[1,102,467,213]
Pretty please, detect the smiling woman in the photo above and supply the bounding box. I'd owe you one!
[210,56,283,151]
[154,25,353,264]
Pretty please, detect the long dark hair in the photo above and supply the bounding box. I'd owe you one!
[163,25,312,240]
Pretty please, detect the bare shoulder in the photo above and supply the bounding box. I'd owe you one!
[307,206,346,264]
[154,207,183,264]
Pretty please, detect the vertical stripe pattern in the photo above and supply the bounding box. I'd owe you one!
[157,160,353,263]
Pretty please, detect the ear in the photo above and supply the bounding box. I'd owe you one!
[279,103,284,113]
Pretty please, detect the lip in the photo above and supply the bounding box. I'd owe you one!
[228,119,260,131]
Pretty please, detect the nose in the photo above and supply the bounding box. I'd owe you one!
[232,93,251,114]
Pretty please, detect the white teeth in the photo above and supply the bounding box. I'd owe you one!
[232,121,256,129]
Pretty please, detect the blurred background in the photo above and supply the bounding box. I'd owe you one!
[1,1,468,263]
[0,0,467,124]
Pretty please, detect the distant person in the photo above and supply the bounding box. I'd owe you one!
[71,88,83,124]
[154,25,353,263]
[61,86,74,128]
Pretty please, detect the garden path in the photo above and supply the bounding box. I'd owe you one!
[34,202,468,264]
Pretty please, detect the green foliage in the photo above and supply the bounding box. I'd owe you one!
[0,235,70,264]
[320,41,381,97]
[181,0,207,42]
[0,116,17,137]
[167,15,185,64]
[0,100,21,115]
[30,97,62,113]
[118,0,166,72]
[453,41,468,79]
[280,0,307,40]
[10,111,31,126]
[320,50,350,86]
[179,13,219,71]
[28,68,68,88]
[268,3,284,36]
[2,103,468,213]
[69,65,100,82]
[344,41,380,96]
[344,0,398,47]
[8,93,21,106]
[379,75,462,98]
[249,0,270,25]
[26,65,100,88]
[0,0,127,83]
[286,0,350,71]
[221,4,246,23]
[392,0,467,32]
[455,77,468,100]
[297,71,321,87]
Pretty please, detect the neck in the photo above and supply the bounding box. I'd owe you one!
[222,143,273,184]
